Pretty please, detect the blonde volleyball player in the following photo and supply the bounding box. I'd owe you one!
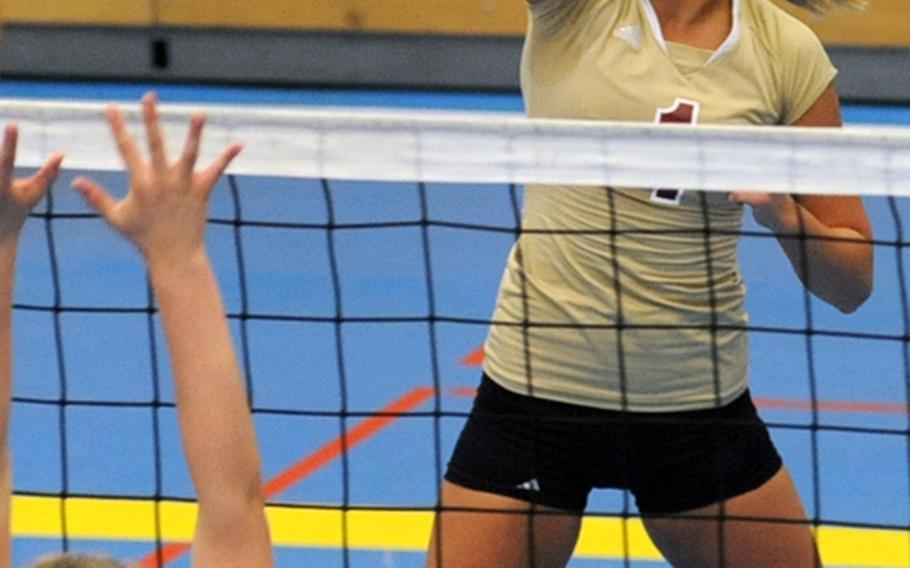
[429,0,873,567]
[0,95,273,568]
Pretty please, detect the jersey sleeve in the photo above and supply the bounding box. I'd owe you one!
[777,20,838,124]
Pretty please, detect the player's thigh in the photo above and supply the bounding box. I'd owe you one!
[642,465,820,568]
[426,480,582,568]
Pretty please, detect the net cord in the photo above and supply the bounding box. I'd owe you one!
[2,99,910,195]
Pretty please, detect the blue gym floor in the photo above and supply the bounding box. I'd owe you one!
[3,79,910,567]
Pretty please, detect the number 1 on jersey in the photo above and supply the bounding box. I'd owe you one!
[651,98,700,206]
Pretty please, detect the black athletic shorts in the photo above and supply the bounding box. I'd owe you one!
[445,374,783,514]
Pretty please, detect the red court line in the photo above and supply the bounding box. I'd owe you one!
[449,387,479,398]
[457,347,909,415]
[459,347,485,367]
[263,387,435,497]
[754,397,910,414]
[137,386,436,568]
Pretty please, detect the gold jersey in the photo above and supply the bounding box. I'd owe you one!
[483,0,837,412]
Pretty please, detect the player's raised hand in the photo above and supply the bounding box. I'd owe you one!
[72,93,242,267]
[0,124,64,243]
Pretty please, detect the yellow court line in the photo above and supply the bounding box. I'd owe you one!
[13,496,910,567]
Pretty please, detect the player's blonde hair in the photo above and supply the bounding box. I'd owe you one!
[29,553,128,568]
[784,0,868,16]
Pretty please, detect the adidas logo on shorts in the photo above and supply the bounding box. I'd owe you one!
[515,479,541,492]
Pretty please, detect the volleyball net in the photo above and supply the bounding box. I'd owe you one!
[5,99,910,567]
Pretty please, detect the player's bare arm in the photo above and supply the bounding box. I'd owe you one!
[527,0,588,31]
[526,0,583,8]
[730,84,874,313]
[786,0,868,15]
[73,95,273,568]
[0,125,63,568]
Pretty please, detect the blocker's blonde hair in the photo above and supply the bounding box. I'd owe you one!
[29,553,128,568]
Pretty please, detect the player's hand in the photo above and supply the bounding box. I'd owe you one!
[729,191,802,234]
[0,124,64,244]
[73,93,242,269]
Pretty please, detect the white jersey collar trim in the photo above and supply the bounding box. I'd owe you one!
[639,0,742,65]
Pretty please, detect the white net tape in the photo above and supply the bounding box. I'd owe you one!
[3,98,910,195]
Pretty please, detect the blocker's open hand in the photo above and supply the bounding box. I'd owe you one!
[73,93,242,268]
[0,124,64,243]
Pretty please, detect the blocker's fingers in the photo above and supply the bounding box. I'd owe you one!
[178,113,207,178]
[28,151,65,193]
[199,142,243,194]
[142,93,169,173]
[107,106,143,173]
[72,176,119,221]
[0,124,19,190]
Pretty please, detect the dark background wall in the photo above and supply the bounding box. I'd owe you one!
[1,0,908,102]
